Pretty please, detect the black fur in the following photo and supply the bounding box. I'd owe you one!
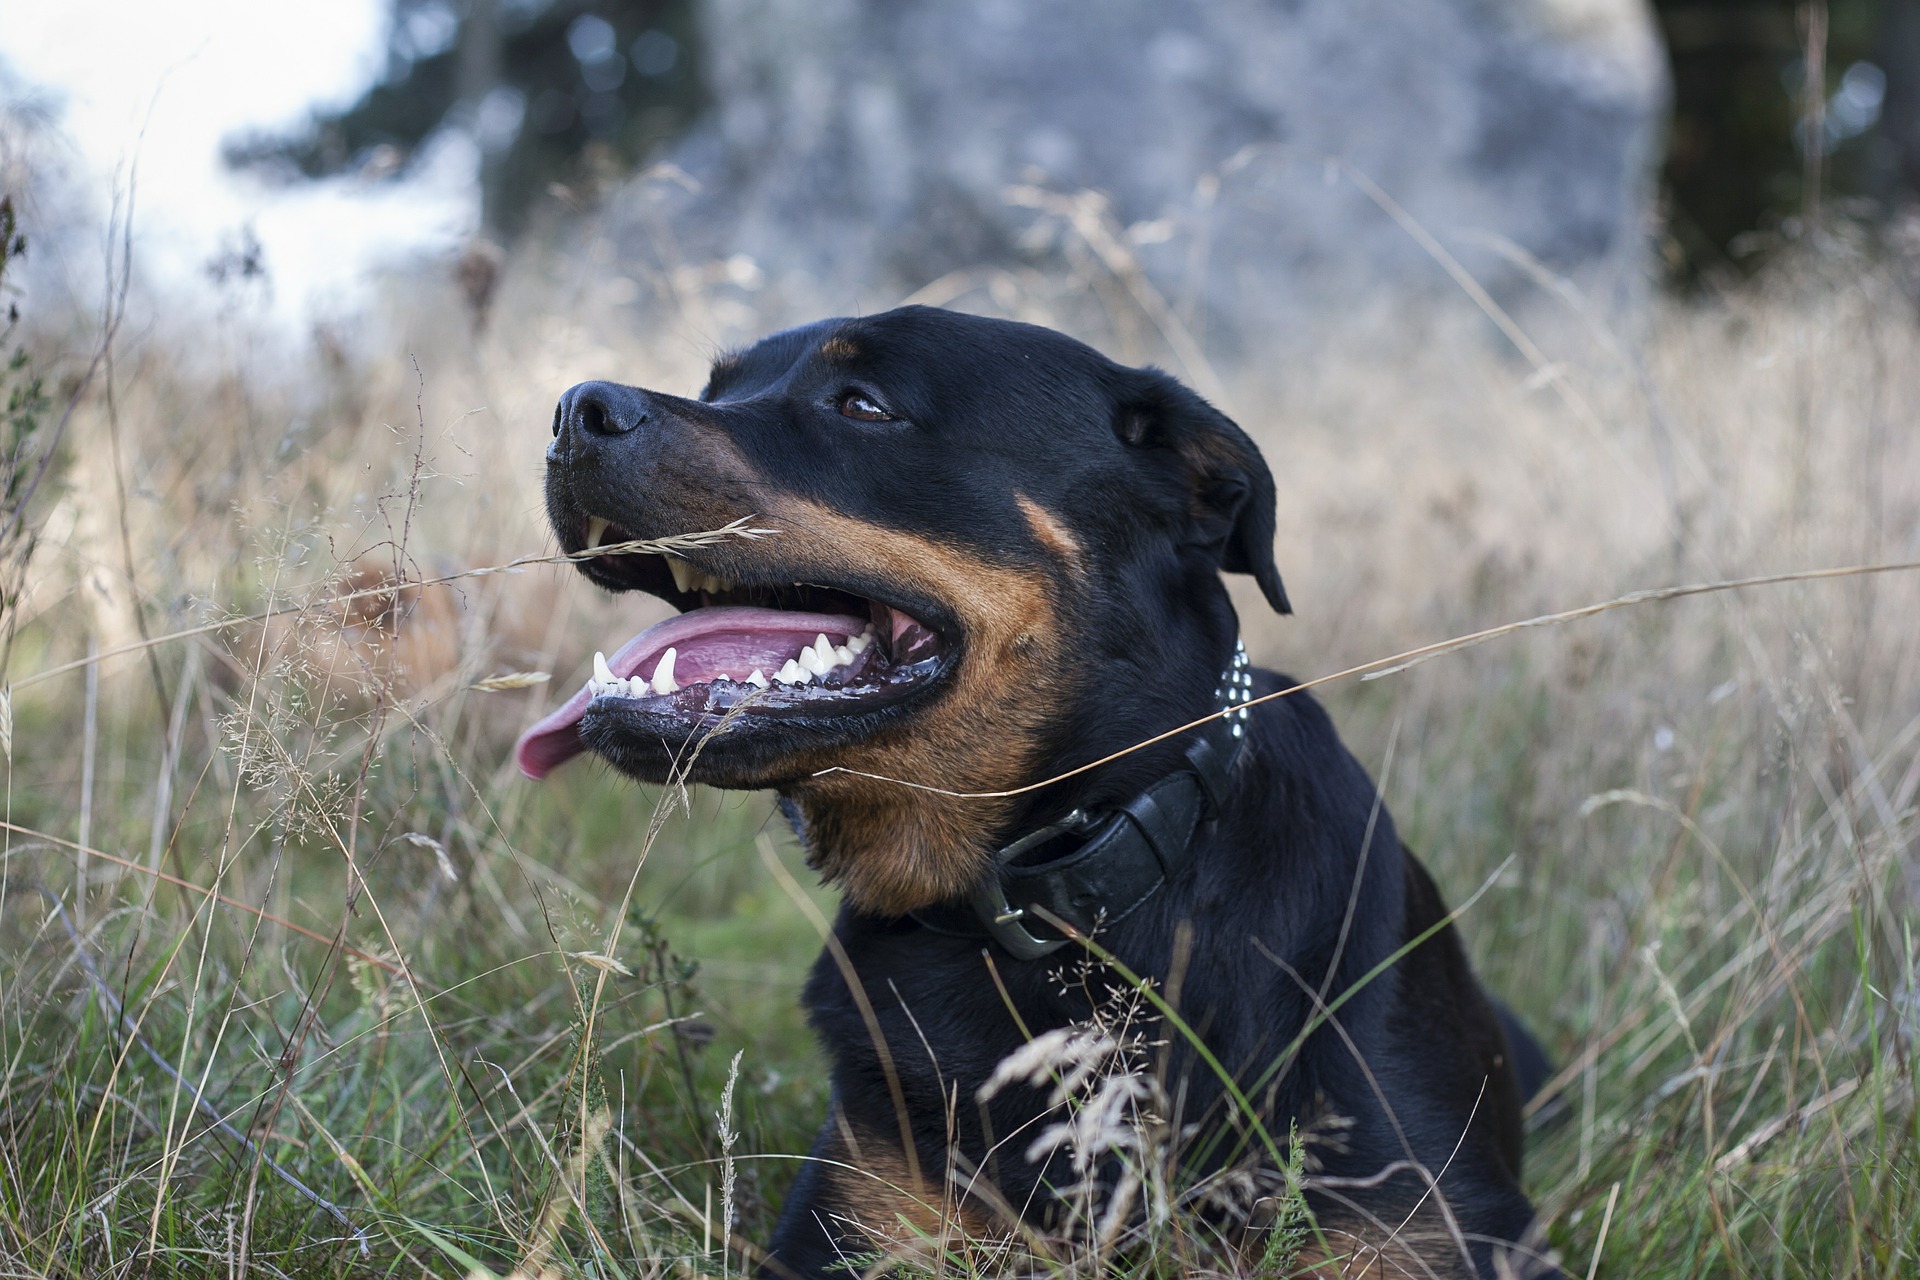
[540,307,1558,1278]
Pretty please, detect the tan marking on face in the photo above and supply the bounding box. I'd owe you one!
[755,495,1070,914]
[573,414,1074,913]
[599,409,773,535]
[1015,492,1083,568]
[819,335,862,362]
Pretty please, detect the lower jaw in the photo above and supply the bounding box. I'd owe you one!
[575,677,934,785]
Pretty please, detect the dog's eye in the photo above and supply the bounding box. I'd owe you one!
[838,391,894,422]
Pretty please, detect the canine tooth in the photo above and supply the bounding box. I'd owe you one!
[650,647,679,695]
[667,557,695,593]
[587,516,609,548]
[746,668,769,688]
[593,651,615,687]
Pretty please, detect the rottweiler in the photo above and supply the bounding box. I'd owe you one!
[516,306,1557,1278]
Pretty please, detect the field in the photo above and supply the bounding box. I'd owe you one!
[1,189,1918,1277]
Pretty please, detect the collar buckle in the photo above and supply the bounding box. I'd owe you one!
[966,807,1096,959]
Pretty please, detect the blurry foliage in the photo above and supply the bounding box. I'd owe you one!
[1655,0,1919,283]
[223,0,701,236]
[0,195,50,621]
[225,0,1920,292]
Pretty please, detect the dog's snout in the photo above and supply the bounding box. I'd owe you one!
[558,381,652,440]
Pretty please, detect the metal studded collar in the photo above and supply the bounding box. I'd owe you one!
[911,640,1254,959]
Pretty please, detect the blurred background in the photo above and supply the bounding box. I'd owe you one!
[4,0,1920,325]
[1,2,1918,1277]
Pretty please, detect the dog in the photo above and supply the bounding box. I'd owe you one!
[516,306,1557,1278]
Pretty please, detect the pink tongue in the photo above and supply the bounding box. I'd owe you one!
[514,606,868,779]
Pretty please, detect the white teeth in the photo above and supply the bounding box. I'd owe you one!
[587,517,609,548]
[667,563,737,595]
[650,647,680,695]
[586,629,888,702]
[589,651,634,699]
[585,625,886,701]
[766,628,877,688]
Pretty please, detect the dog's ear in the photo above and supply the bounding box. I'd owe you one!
[1114,372,1290,615]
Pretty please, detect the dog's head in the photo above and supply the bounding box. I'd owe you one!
[516,306,1286,913]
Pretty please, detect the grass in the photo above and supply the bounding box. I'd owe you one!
[0,166,1917,1276]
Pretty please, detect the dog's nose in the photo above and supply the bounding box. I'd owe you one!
[556,381,652,439]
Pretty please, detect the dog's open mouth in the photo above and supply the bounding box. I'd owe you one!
[515,519,948,778]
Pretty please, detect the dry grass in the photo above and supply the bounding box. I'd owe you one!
[0,171,1916,1278]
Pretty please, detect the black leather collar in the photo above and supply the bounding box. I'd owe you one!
[910,642,1253,959]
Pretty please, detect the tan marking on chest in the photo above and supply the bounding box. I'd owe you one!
[812,1119,1007,1261]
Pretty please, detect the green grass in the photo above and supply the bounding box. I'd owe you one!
[1,195,1917,1276]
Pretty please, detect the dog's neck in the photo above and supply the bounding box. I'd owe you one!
[900,641,1253,955]
[787,590,1248,917]
[789,639,1254,933]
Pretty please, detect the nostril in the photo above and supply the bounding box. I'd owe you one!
[563,381,651,438]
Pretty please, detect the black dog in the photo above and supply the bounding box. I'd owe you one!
[517,306,1556,1277]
